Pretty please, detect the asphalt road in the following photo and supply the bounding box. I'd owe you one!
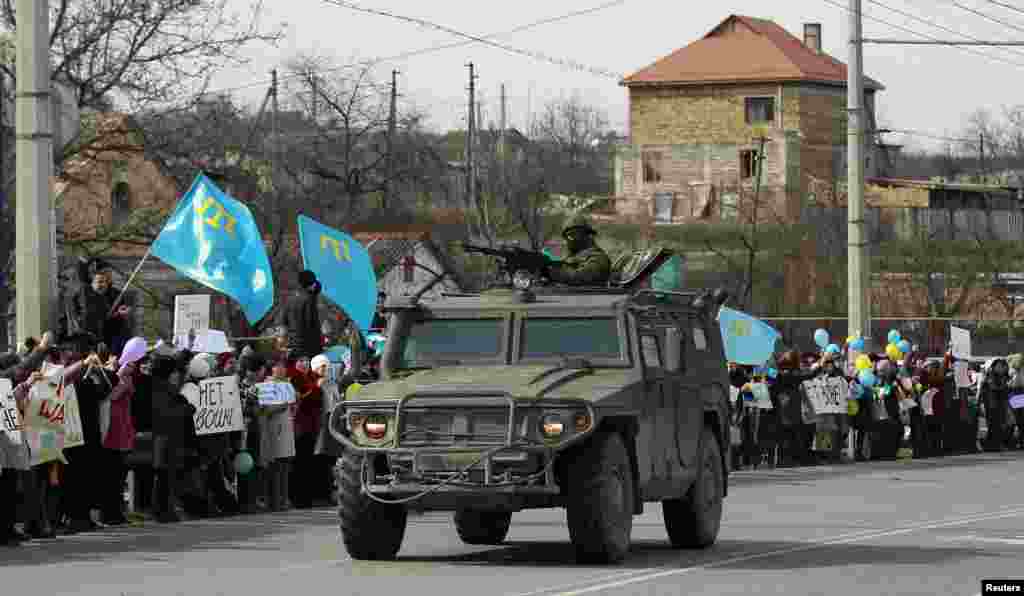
[3,452,1023,596]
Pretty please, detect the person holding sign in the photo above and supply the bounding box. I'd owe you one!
[0,332,55,546]
[259,359,295,512]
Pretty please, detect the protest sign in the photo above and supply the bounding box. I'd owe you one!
[24,382,67,466]
[801,377,848,415]
[182,376,244,435]
[173,295,211,348]
[60,383,85,450]
[256,382,296,406]
[0,379,20,444]
[950,326,971,359]
[191,329,232,354]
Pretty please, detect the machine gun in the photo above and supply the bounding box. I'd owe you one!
[462,242,553,287]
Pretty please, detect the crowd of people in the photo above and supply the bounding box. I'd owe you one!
[0,267,370,547]
[728,348,1024,469]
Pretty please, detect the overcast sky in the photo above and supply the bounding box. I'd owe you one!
[213,0,1024,152]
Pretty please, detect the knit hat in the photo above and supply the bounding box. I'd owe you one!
[298,270,318,288]
[310,354,330,372]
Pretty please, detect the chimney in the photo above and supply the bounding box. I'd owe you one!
[803,23,822,53]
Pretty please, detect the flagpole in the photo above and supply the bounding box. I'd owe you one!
[108,247,152,316]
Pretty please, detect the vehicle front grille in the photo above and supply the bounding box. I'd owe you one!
[400,408,510,446]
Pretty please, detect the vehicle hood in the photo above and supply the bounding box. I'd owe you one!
[349,365,634,402]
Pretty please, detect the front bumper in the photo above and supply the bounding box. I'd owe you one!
[328,392,597,499]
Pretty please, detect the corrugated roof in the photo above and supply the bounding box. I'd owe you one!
[622,15,884,90]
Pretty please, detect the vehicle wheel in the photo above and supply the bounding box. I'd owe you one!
[454,510,512,545]
[663,426,723,549]
[338,451,407,560]
[566,431,634,564]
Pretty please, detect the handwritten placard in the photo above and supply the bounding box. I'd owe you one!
[182,376,245,435]
[24,382,67,466]
[256,382,296,406]
[801,377,849,415]
[0,378,20,444]
[173,295,211,348]
[61,383,85,450]
[950,326,971,359]
[749,382,773,410]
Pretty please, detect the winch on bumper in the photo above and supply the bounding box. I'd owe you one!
[328,392,598,509]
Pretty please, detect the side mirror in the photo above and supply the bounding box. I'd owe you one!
[665,327,682,372]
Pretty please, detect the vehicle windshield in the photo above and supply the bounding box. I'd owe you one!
[520,317,623,360]
[399,318,505,367]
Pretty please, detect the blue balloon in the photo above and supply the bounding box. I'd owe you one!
[813,328,830,349]
[888,329,902,344]
[858,370,878,388]
[897,339,911,354]
[825,343,841,354]
[767,368,778,379]
[850,338,866,351]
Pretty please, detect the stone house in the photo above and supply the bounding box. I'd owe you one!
[614,15,884,224]
[55,112,191,337]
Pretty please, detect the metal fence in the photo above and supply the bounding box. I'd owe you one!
[765,317,1024,357]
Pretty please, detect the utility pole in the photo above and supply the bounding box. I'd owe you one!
[848,0,870,348]
[979,132,986,182]
[499,83,507,153]
[384,69,398,211]
[271,69,280,234]
[466,62,477,238]
[15,0,54,343]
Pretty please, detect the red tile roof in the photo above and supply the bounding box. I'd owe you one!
[622,15,884,90]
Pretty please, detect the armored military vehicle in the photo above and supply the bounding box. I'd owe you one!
[328,246,732,564]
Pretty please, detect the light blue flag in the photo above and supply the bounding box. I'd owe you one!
[717,307,780,366]
[150,174,274,324]
[297,215,378,334]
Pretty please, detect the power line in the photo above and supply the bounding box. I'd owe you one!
[984,0,1024,18]
[942,0,1024,36]
[821,0,1024,68]
[319,0,624,80]
[145,0,628,110]
[865,0,1024,62]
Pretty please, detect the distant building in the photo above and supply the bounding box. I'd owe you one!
[614,15,885,224]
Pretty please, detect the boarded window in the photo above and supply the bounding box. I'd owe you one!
[744,97,775,124]
[642,150,663,183]
[740,149,758,179]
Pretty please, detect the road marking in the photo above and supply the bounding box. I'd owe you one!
[532,506,1024,596]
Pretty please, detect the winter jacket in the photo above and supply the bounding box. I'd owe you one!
[289,366,323,437]
[72,366,118,447]
[104,368,135,451]
[151,377,193,438]
[281,289,322,360]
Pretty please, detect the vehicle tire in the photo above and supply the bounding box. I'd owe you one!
[663,426,723,549]
[566,430,634,564]
[454,510,512,545]
[338,451,407,560]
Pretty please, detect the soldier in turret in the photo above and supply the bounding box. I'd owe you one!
[546,215,611,286]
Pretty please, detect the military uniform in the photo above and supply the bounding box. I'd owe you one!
[547,215,611,286]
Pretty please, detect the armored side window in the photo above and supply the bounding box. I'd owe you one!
[692,326,708,352]
[640,334,662,368]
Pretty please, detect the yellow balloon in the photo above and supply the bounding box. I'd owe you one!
[345,382,364,400]
[855,355,872,371]
[886,344,901,360]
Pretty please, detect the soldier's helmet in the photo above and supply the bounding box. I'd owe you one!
[563,214,597,239]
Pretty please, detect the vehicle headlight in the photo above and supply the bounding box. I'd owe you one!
[540,413,564,437]
[363,415,390,440]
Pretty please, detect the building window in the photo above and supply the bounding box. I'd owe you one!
[642,150,663,184]
[111,181,131,226]
[744,97,775,124]
[740,149,758,179]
